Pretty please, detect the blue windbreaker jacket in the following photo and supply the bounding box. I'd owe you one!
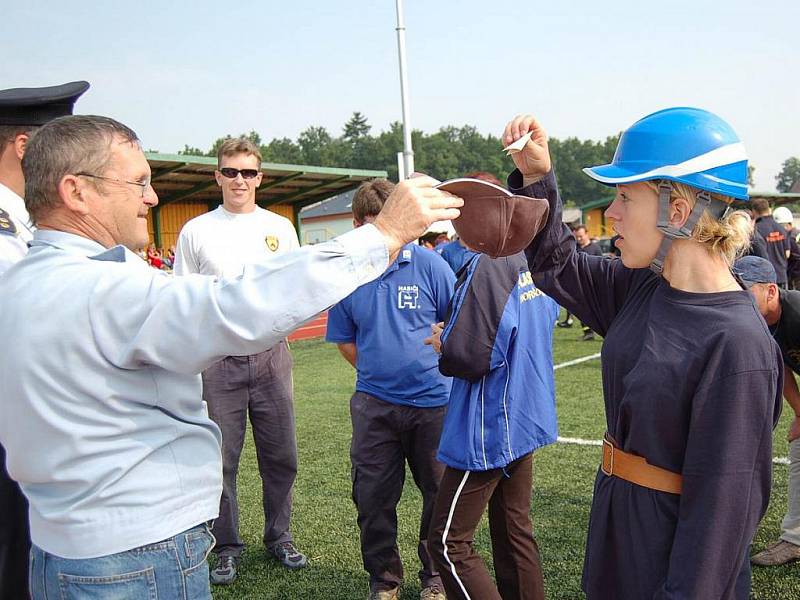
[437,252,559,471]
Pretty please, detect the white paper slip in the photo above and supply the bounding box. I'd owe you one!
[503,130,532,155]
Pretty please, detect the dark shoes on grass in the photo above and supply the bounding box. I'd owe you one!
[268,540,308,569]
[210,555,238,585]
[751,539,800,566]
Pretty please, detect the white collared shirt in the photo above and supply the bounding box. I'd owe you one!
[0,182,32,274]
[0,226,388,558]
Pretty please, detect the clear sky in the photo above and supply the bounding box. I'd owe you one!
[3,0,797,190]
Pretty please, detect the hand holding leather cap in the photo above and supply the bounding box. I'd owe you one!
[434,178,549,257]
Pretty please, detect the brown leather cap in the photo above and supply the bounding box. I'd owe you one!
[435,178,550,258]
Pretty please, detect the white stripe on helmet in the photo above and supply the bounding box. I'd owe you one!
[583,142,748,188]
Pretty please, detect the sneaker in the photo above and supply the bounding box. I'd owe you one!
[420,584,447,599]
[556,320,574,328]
[581,331,595,341]
[209,555,238,585]
[267,540,308,569]
[368,588,399,600]
[751,539,800,566]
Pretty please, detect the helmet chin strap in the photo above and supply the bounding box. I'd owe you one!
[650,181,730,275]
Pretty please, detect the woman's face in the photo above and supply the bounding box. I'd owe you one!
[604,182,663,268]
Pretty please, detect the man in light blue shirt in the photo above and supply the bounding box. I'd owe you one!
[0,115,462,599]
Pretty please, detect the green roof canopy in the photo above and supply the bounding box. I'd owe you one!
[146,152,387,210]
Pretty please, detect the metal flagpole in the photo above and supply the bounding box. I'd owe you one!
[395,0,414,179]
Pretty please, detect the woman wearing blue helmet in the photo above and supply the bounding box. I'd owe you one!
[503,108,783,599]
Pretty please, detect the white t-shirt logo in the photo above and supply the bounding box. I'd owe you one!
[397,285,420,309]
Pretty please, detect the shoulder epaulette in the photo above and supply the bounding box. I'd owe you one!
[0,209,18,236]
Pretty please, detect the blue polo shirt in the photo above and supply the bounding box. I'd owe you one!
[441,239,477,274]
[326,243,455,407]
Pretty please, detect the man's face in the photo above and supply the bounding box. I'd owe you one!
[574,227,589,246]
[84,139,158,250]
[216,153,262,213]
[749,282,778,321]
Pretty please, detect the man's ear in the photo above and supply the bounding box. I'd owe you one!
[13,133,30,161]
[57,174,91,215]
[214,170,223,187]
[768,283,780,303]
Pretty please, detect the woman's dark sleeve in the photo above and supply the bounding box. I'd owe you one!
[509,169,643,337]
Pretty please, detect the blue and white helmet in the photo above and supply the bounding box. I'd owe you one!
[583,107,749,201]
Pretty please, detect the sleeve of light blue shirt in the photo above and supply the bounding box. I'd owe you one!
[89,225,387,374]
[325,296,356,343]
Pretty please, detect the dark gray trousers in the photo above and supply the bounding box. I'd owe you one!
[202,341,297,558]
[0,444,29,600]
[349,391,445,591]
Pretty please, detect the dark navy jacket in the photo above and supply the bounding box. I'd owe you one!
[437,252,559,471]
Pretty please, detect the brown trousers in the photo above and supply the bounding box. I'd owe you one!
[428,453,544,600]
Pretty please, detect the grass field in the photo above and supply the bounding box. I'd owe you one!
[211,322,800,599]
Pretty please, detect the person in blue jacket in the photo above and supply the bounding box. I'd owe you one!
[504,108,782,599]
[425,250,559,600]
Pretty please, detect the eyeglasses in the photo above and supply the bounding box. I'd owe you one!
[219,168,260,180]
[76,173,151,198]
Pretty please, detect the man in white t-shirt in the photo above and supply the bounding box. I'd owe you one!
[174,138,305,584]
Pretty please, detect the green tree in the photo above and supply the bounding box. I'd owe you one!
[181,117,623,199]
[298,126,334,165]
[776,157,800,193]
[343,112,371,141]
[261,137,303,164]
[208,130,263,158]
[177,144,205,156]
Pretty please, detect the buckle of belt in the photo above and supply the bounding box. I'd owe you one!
[601,438,614,476]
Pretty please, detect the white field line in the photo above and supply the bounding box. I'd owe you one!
[553,353,602,370]
[553,356,788,465]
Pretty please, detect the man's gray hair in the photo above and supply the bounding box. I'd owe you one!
[22,115,140,224]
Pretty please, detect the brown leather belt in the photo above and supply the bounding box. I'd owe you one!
[601,436,682,495]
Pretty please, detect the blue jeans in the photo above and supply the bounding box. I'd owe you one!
[29,523,214,600]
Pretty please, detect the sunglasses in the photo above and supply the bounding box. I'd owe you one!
[219,167,260,179]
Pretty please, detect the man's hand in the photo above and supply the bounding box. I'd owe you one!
[424,322,444,354]
[502,114,552,183]
[789,415,800,443]
[373,176,462,260]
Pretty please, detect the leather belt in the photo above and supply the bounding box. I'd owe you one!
[601,435,682,495]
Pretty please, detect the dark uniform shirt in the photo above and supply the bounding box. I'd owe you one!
[743,229,769,260]
[512,169,782,600]
[786,228,800,283]
[579,241,603,257]
[756,215,790,284]
[772,289,800,373]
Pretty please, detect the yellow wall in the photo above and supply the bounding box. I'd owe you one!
[584,207,615,239]
[148,202,297,250]
[268,203,294,222]
[159,203,208,249]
